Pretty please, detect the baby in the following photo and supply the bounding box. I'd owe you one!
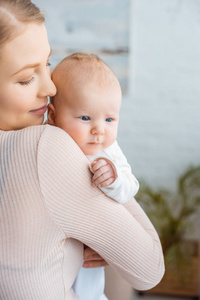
[48,52,139,300]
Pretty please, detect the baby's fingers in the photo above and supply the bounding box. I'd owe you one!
[93,170,115,187]
[99,177,115,187]
[91,159,108,172]
[92,164,112,181]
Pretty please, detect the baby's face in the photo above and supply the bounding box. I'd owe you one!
[52,78,121,155]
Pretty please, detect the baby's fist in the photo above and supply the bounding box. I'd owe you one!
[91,158,117,187]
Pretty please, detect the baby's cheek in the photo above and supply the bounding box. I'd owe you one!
[105,133,117,148]
[71,132,85,147]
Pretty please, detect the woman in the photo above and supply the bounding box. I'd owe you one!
[0,0,164,299]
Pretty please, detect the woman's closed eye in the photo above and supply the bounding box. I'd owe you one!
[19,77,35,86]
[80,116,91,121]
[19,61,50,86]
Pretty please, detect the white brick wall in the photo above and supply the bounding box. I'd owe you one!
[125,0,200,191]
[33,0,200,193]
[33,0,130,93]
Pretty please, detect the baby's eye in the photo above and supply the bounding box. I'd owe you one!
[46,62,51,67]
[105,117,112,122]
[80,116,90,121]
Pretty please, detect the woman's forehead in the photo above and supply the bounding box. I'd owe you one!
[0,23,50,74]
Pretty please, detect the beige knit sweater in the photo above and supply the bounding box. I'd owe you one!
[0,125,164,300]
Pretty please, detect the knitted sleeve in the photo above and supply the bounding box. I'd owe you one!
[37,125,165,291]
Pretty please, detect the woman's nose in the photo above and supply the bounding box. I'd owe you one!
[48,78,57,97]
[38,72,57,98]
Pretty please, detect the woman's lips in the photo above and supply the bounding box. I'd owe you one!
[29,105,47,116]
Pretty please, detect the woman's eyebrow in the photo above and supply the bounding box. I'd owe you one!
[12,48,52,76]
[12,63,41,76]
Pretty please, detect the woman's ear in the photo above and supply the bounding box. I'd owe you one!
[47,103,56,125]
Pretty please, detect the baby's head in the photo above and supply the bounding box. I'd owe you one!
[48,52,122,155]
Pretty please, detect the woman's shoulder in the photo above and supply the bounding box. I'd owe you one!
[38,125,83,158]
[0,124,46,138]
[22,125,75,152]
[39,124,75,145]
[0,124,69,140]
[0,124,81,160]
[24,124,65,136]
[0,125,71,151]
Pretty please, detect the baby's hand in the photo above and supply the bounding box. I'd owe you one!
[91,158,117,188]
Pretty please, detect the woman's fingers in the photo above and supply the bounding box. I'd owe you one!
[83,247,109,268]
[82,260,108,268]
[84,247,100,260]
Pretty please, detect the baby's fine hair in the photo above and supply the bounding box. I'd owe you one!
[51,52,119,104]
[0,0,44,51]
[53,52,111,78]
[63,52,103,63]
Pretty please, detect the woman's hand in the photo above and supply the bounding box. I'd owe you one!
[83,246,109,268]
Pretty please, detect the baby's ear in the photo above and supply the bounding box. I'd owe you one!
[47,103,56,125]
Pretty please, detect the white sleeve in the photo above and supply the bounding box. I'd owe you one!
[99,141,139,204]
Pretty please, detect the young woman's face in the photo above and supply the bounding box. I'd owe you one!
[0,23,56,131]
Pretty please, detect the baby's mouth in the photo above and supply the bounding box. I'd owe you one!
[88,141,101,145]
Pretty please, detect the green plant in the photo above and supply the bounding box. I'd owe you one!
[136,166,200,280]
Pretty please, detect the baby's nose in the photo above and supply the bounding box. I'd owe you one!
[91,126,105,135]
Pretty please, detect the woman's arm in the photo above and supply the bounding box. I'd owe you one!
[37,126,165,291]
[83,196,162,268]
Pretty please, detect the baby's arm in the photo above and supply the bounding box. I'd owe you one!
[91,141,139,204]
